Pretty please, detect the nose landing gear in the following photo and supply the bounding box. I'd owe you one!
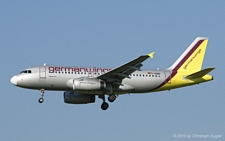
[38,97,44,103]
[38,89,44,103]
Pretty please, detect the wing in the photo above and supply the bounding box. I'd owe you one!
[97,52,155,88]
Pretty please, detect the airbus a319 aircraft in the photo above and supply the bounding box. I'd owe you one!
[10,37,214,110]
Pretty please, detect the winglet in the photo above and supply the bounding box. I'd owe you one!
[148,52,155,58]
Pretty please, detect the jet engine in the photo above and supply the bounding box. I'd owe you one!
[64,91,95,104]
[66,77,106,91]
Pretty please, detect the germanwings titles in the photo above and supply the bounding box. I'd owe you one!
[10,37,214,110]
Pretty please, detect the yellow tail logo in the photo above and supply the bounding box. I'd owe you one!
[168,37,208,73]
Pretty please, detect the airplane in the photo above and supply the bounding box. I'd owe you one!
[10,37,214,110]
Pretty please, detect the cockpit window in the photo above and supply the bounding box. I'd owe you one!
[20,70,27,73]
[20,70,32,74]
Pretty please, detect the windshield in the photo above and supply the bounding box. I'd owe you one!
[20,70,32,74]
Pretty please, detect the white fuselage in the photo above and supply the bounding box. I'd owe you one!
[11,66,169,95]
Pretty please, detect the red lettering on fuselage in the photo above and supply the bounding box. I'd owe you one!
[48,66,111,73]
[55,67,60,72]
[74,68,79,72]
[49,67,54,73]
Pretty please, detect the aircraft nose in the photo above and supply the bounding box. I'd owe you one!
[10,76,17,85]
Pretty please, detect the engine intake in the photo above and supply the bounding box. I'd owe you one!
[64,91,95,104]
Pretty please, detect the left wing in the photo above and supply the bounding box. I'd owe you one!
[97,52,155,87]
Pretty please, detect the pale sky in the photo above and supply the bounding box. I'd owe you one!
[1,1,224,141]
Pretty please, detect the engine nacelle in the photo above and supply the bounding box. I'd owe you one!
[66,77,106,91]
[64,91,95,104]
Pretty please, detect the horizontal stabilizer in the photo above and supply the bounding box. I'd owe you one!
[185,67,215,79]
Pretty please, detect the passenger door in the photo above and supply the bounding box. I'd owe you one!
[39,66,46,79]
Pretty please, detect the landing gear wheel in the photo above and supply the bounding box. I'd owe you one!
[101,102,109,110]
[108,94,116,102]
[38,89,45,103]
[38,98,44,103]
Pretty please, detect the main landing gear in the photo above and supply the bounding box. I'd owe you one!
[38,89,44,103]
[101,102,109,110]
[99,94,117,110]
[108,94,117,102]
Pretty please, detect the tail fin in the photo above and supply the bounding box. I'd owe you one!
[168,37,209,73]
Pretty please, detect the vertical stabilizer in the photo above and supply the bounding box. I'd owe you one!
[167,37,208,73]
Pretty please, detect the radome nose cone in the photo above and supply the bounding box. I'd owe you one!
[10,76,17,85]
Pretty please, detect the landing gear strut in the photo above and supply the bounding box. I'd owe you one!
[99,95,109,110]
[38,89,44,103]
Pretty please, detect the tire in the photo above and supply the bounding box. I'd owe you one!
[101,102,109,110]
[108,94,116,102]
[38,98,44,103]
